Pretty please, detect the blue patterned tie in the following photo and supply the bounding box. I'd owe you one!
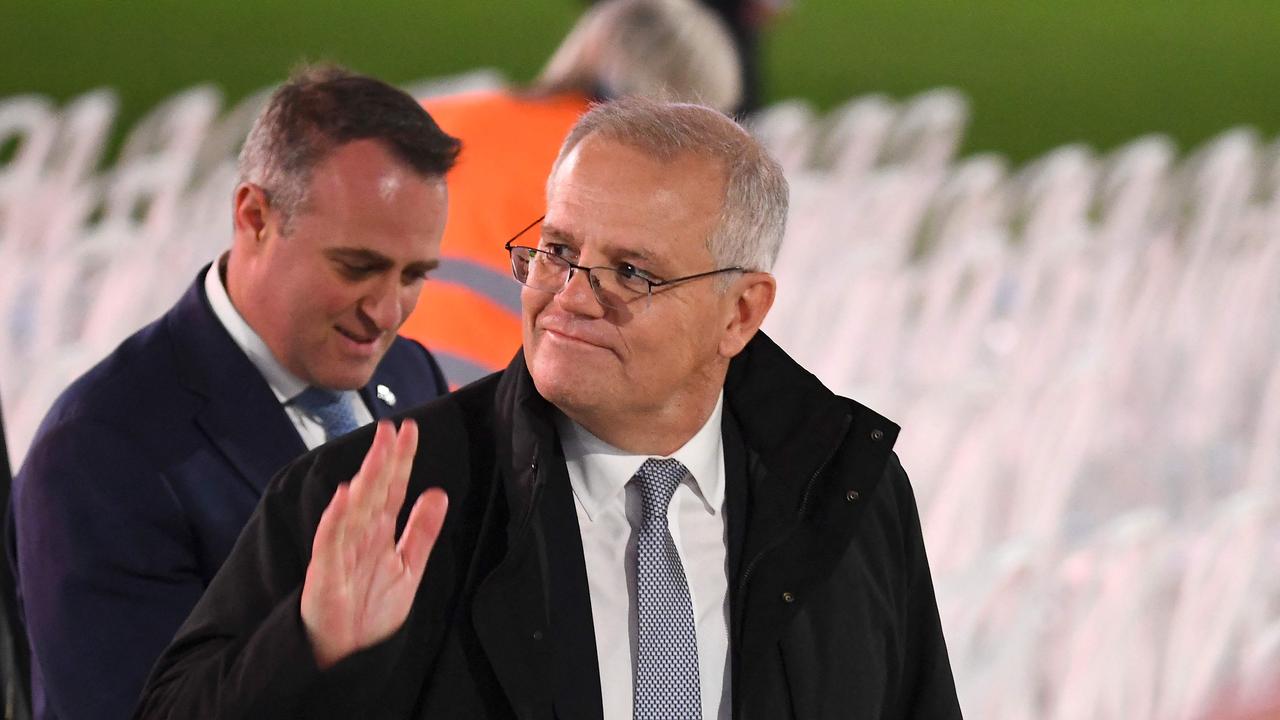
[633,457,701,720]
[290,387,361,441]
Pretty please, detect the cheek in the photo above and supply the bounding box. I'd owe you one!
[521,290,550,329]
[399,284,421,314]
[318,283,365,315]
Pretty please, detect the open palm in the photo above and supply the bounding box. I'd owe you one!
[300,419,448,669]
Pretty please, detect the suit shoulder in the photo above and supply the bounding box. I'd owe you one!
[35,313,184,436]
[832,393,900,437]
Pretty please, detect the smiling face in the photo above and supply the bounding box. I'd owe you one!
[523,134,751,449]
[229,139,447,390]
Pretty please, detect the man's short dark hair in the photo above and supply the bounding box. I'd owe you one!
[237,64,461,228]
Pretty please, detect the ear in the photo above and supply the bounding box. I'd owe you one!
[231,183,272,253]
[718,272,776,359]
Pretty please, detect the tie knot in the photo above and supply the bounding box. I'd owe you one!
[634,457,688,521]
[290,387,361,440]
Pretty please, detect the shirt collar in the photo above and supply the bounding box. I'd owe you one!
[204,255,310,403]
[557,391,725,522]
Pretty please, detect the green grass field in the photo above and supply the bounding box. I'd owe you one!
[4,1,1280,162]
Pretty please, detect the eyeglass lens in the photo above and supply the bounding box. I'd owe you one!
[510,248,647,310]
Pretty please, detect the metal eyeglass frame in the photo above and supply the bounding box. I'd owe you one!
[502,215,746,311]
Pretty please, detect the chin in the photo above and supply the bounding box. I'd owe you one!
[315,364,377,392]
[530,364,598,413]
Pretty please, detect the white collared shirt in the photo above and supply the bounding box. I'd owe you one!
[557,393,731,720]
[203,257,372,450]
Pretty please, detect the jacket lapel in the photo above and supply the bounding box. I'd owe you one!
[469,355,604,718]
[359,372,399,420]
[470,359,556,716]
[170,267,307,495]
[538,446,604,719]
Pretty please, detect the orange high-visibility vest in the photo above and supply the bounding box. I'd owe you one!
[402,91,589,387]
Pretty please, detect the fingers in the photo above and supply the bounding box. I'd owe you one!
[348,420,396,518]
[398,487,449,581]
[383,419,418,515]
[309,481,351,575]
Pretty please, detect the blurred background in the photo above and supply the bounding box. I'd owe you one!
[6,1,1280,161]
[2,1,1279,718]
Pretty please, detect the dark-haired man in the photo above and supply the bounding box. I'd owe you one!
[8,66,459,720]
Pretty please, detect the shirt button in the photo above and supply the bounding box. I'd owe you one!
[782,591,796,603]
[532,630,544,641]
[845,489,860,502]
[871,429,885,442]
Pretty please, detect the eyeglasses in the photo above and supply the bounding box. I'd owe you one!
[503,215,745,313]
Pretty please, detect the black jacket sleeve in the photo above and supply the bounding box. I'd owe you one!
[886,454,963,719]
[134,435,412,719]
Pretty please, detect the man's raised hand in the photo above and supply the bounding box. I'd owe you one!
[300,419,448,669]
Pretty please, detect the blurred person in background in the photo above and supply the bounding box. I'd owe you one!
[6,66,457,720]
[138,98,959,720]
[591,0,792,114]
[401,0,742,387]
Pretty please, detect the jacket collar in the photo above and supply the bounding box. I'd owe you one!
[171,264,406,494]
[723,332,862,493]
[490,332,867,515]
[490,348,558,536]
[487,332,904,534]
[169,267,306,495]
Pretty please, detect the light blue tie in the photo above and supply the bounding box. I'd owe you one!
[290,387,361,441]
[633,457,701,720]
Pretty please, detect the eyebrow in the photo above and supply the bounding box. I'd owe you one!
[539,223,659,266]
[325,247,440,274]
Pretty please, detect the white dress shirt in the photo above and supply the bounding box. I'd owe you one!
[557,393,731,720]
[203,257,372,450]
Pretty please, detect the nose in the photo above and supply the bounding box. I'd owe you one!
[360,275,403,332]
[554,266,606,318]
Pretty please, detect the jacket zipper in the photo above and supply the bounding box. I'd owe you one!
[735,413,853,598]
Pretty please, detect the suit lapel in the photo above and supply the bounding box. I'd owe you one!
[360,373,399,420]
[470,361,609,717]
[169,268,307,495]
[538,447,604,719]
[470,491,555,715]
[471,367,555,714]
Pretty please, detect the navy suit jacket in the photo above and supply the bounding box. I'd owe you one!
[7,267,448,720]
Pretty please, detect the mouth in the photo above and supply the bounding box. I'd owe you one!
[335,325,382,352]
[542,325,611,351]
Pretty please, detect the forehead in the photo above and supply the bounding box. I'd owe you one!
[293,140,448,254]
[544,136,724,264]
[304,140,437,205]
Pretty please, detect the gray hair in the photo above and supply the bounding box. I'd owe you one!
[538,0,742,115]
[549,97,788,273]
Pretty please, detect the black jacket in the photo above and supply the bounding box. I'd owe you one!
[137,333,961,719]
